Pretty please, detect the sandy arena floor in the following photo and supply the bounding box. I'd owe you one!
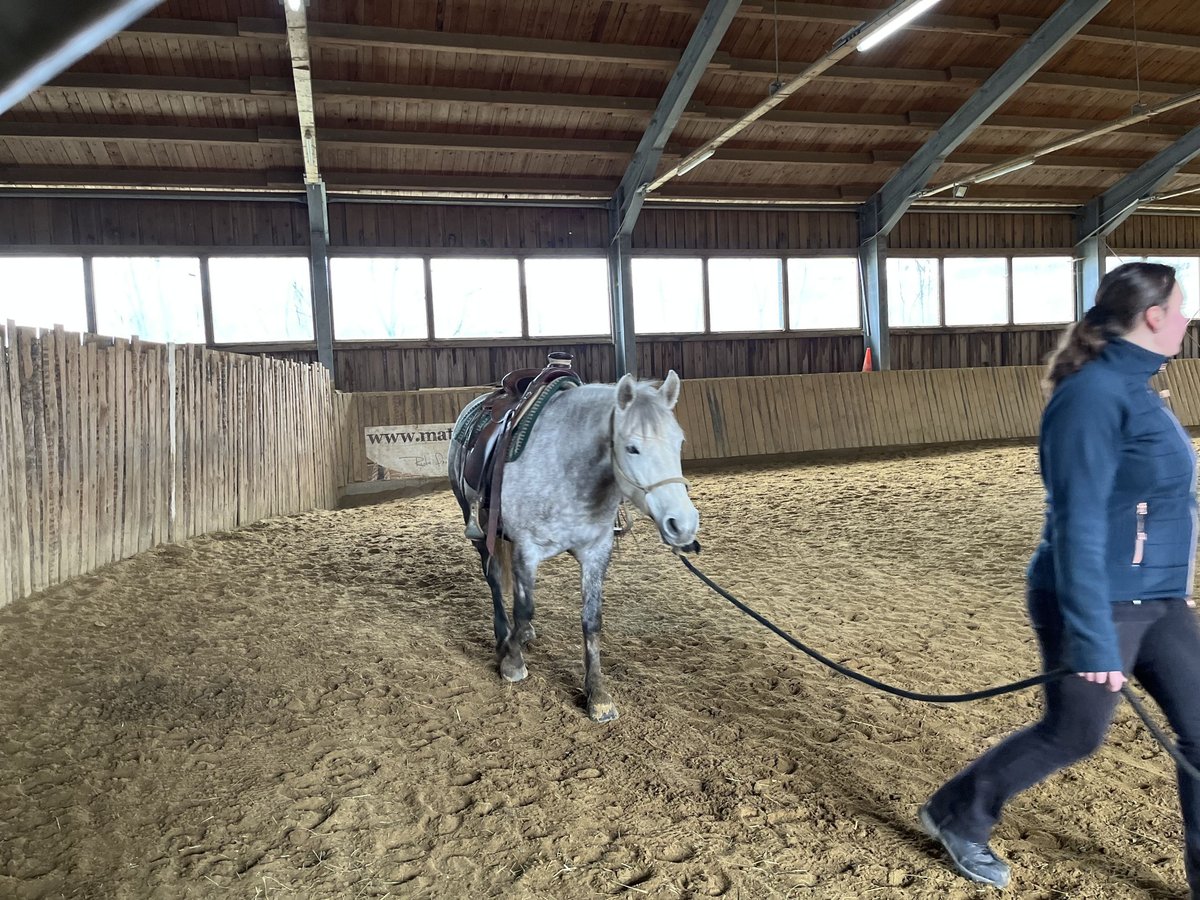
[0,443,1193,899]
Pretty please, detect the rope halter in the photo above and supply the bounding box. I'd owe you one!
[609,408,690,514]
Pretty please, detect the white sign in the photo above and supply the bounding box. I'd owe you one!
[365,424,455,479]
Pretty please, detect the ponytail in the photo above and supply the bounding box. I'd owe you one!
[1042,306,1110,396]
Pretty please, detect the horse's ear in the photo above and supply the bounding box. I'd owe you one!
[616,373,637,410]
[659,370,681,409]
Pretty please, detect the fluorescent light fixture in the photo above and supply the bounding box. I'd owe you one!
[857,0,940,52]
[286,0,303,10]
[974,158,1035,182]
[677,149,716,176]
[952,183,968,198]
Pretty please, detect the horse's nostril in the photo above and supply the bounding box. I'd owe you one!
[665,517,679,535]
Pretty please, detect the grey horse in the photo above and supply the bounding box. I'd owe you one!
[449,371,700,722]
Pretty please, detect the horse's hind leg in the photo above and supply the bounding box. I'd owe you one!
[578,544,618,723]
[473,542,513,665]
[497,546,537,682]
[512,546,537,646]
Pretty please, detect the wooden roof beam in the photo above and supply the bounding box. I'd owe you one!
[635,2,1200,52]
[8,124,1197,174]
[238,17,681,67]
[106,19,1200,94]
[0,166,278,188]
[280,2,320,184]
[119,11,1200,57]
[5,164,1194,209]
[38,68,1200,112]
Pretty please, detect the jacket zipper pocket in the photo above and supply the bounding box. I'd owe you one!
[1133,501,1148,566]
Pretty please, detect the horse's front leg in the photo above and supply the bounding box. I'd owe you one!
[578,543,618,723]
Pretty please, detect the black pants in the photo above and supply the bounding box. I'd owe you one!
[925,591,1200,894]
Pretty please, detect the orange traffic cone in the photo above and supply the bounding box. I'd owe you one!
[862,347,873,372]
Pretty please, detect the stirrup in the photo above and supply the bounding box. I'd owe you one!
[464,507,485,541]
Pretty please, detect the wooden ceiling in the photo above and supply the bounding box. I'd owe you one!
[3,0,1200,212]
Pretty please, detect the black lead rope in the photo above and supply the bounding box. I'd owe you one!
[676,554,1065,702]
[677,554,1200,780]
[1120,686,1200,782]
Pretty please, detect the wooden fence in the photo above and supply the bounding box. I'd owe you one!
[0,325,346,608]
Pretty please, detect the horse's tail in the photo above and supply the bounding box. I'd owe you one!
[490,538,513,597]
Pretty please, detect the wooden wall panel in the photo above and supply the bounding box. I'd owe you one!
[1110,213,1200,251]
[631,209,859,251]
[328,203,610,250]
[891,327,1064,370]
[1,198,1151,254]
[890,212,1075,250]
[0,197,309,248]
[339,365,1051,481]
[0,326,344,608]
[339,359,1200,484]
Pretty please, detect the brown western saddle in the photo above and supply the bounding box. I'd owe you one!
[456,352,582,552]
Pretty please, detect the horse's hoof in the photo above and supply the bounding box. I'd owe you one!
[517,623,537,644]
[588,700,620,723]
[500,660,528,683]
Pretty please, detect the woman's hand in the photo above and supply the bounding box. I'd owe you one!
[1078,670,1126,692]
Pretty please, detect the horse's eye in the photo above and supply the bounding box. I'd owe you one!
[625,445,640,455]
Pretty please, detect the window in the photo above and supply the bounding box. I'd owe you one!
[787,257,860,330]
[92,257,205,343]
[1107,254,1200,318]
[887,257,940,327]
[944,257,1008,326]
[706,258,783,332]
[631,258,704,333]
[524,258,611,337]
[1012,257,1074,324]
[330,257,427,340]
[208,257,313,342]
[429,258,520,339]
[1145,256,1200,319]
[0,256,87,333]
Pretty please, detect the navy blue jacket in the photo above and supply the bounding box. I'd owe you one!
[1027,338,1197,672]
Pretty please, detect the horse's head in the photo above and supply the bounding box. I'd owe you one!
[611,370,700,549]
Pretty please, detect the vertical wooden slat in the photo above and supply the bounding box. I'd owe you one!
[62,330,81,581]
[0,326,15,605]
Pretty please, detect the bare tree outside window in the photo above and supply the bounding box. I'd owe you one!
[787,258,860,329]
[93,257,205,343]
[208,257,313,343]
[887,258,940,327]
[430,258,520,339]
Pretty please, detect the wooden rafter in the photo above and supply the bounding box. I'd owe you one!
[97,20,1200,96]
[120,13,1200,57]
[32,73,1196,140]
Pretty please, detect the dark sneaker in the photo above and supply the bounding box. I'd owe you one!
[920,804,1011,889]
